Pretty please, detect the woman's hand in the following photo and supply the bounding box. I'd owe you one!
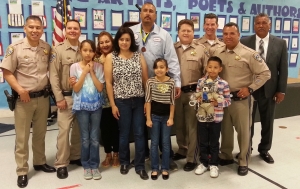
[167,119,173,126]
[112,105,120,120]
[146,120,153,128]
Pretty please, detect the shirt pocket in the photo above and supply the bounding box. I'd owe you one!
[149,40,163,56]
[228,60,246,75]
[18,57,35,74]
[187,57,200,70]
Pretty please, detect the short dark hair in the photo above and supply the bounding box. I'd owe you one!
[207,56,222,67]
[66,19,81,28]
[204,13,218,24]
[178,19,194,31]
[113,27,138,53]
[254,13,271,23]
[96,31,114,57]
[224,22,240,32]
[153,58,168,69]
[25,15,42,25]
[80,39,96,53]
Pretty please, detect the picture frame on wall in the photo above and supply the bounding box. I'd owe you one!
[217,15,226,32]
[79,33,87,43]
[73,8,87,29]
[283,18,291,33]
[111,10,123,30]
[0,31,3,56]
[128,10,140,22]
[190,13,200,31]
[275,17,282,33]
[289,53,298,67]
[92,9,105,30]
[292,19,299,34]
[0,58,5,83]
[29,1,46,28]
[6,4,24,28]
[291,36,298,51]
[241,16,250,32]
[282,36,290,50]
[161,11,172,31]
[176,13,187,30]
[9,32,24,44]
[229,15,238,24]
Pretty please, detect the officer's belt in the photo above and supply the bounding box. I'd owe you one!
[181,84,197,93]
[62,91,73,96]
[28,90,45,98]
[230,91,248,101]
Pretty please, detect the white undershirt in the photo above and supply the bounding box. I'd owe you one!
[71,45,78,51]
[207,40,215,45]
[182,44,189,50]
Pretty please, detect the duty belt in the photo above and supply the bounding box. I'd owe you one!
[181,84,197,93]
[62,91,73,96]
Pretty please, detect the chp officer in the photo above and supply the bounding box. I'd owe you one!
[213,22,270,176]
[49,19,82,179]
[173,19,209,171]
[1,16,56,188]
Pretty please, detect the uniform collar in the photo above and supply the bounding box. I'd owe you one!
[23,37,45,50]
[64,39,80,51]
[222,42,242,54]
[174,40,197,49]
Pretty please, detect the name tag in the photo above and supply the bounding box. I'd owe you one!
[153,37,161,42]
[134,34,139,40]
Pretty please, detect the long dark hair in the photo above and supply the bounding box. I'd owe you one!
[113,27,138,53]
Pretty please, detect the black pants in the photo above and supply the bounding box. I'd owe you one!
[198,121,221,167]
[144,124,174,158]
[100,107,119,153]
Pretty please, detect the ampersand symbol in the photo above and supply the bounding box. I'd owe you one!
[238,2,246,14]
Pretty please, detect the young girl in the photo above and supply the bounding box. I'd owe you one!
[145,58,175,180]
[70,40,105,180]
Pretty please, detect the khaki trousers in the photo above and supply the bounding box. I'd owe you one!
[174,92,198,163]
[54,96,81,168]
[14,96,49,175]
[219,97,253,166]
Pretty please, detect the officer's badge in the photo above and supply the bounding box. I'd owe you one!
[50,52,56,63]
[5,46,14,58]
[156,83,169,93]
[24,55,29,59]
[253,53,262,63]
[43,49,48,55]
[204,48,210,57]
[191,50,197,56]
[235,55,241,60]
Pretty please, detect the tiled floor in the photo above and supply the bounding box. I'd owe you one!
[0,114,299,189]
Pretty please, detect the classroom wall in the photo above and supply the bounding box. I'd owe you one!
[0,0,299,108]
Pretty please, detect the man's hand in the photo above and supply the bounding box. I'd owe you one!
[57,99,67,110]
[175,87,181,99]
[273,92,285,104]
[237,87,250,98]
[18,89,30,103]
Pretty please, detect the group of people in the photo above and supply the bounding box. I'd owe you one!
[0,2,288,188]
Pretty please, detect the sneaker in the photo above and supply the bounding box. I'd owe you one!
[92,169,102,180]
[145,155,150,161]
[169,159,178,171]
[84,169,92,180]
[210,165,219,178]
[194,164,208,175]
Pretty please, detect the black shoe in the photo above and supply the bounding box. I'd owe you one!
[17,175,28,188]
[130,160,135,167]
[151,171,158,180]
[172,153,186,161]
[183,162,197,172]
[259,152,274,164]
[162,173,169,180]
[120,165,130,175]
[33,164,56,173]
[219,158,234,166]
[136,170,149,180]
[237,166,248,176]
[57,167,68,179]
[70,159,82,166]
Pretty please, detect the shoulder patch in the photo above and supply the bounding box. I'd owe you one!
[253,52,262,63]
[5,46,14,58]
[50,52,56,63]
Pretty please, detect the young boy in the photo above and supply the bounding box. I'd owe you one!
[192,56,231,178]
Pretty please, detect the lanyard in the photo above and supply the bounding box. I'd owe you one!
[140,25,154,46]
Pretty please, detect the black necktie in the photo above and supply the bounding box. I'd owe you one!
[259,39,265,60]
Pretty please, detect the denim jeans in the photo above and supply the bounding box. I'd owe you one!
[76,108,102,169]
[198,121,221,167]
[150,114,172,172]
[115,97,145,171]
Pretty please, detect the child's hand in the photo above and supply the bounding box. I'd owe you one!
[69,76,77,86]
[88,62,94,73]
[167,119,173,126]
[210,99,218,107]
[197,96,202,102]
[83,64,90,74]
[146,120,152,128]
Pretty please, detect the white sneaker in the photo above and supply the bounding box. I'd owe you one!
[92,169,102,180]
[210,165,219,178]
[84,169,92,180]
[195,164,208,175]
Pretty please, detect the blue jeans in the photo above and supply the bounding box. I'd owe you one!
[76,108,102,169]
[150,114,172,172]
[198,121,221,167]
[115,97,145,171]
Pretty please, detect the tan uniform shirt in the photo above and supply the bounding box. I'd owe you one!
[213,42,271,92]
[0,38,50,92]
[174,41,209,86]
[195,35,225,56]
[49,39,81,102]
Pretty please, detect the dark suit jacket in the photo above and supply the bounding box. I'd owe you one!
[240,34,288,98]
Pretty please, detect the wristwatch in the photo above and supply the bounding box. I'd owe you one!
[248,87,253,94]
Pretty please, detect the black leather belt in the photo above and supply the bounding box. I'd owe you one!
[28,90,44,98]
[181,84,197,93]
[202,100,211,103]
[62,91,72,96]
[230,91,247,101]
